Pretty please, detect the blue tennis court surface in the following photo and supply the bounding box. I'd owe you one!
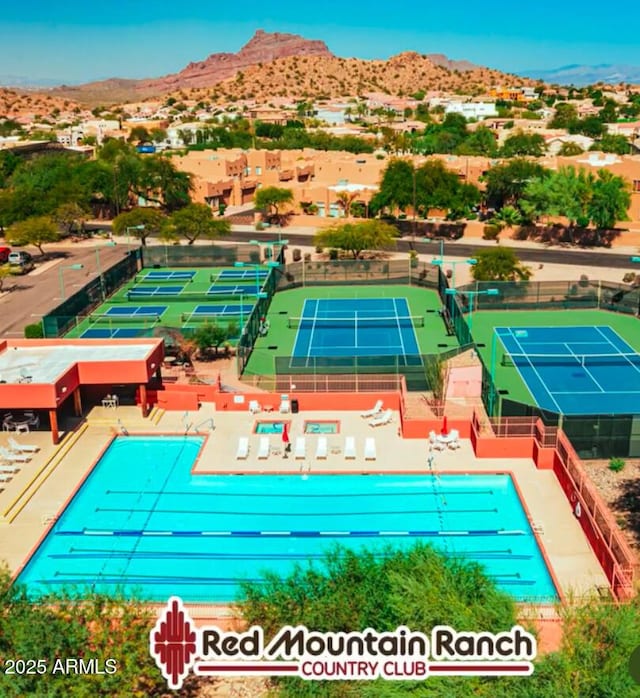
[186,304,255,319]
[217,269,268,281]
[104,306,167,318]
[292,298,421,367]
[128,285,184,297]
[497,325,640,415]
[16,436,558,602]
[138,270,195,282]
[206,285,260,296]
[81,328,144,339]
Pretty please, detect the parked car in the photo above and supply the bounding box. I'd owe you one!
[0,247,10,263]
[8,251,34,273]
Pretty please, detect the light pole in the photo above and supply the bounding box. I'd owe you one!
[95,241,117,300]
[423,237,444,264]
[59,263,84,301]
[234,260,280,293]
[444,287,499,332]
[249,239,289,263]
[125,224,145,254]
[431,258,477,288]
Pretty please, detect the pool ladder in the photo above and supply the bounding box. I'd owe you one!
[194,418,215,433]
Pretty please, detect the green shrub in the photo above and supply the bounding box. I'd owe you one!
[24,323,43,339]
[608,457,625,472]
[329,248,339,260]
[482,224,501,240]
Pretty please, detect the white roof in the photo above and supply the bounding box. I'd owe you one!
[0,344,155,385]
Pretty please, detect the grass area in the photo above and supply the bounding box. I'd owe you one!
[65,267,263,339]
[471,309,640,406]
[244,285,457,376]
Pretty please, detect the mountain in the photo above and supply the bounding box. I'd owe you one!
[47,30,530,106]
[0,74,70,88]
[518,64,640,86]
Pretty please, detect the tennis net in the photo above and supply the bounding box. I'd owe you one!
[181,312,243,323]
[501,351,640,368]
[126,289,242,303]
[89,313,163,325]
[134,274,195,284]
[287,315,425,329]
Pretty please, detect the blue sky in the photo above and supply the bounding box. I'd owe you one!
[1,1,638,82]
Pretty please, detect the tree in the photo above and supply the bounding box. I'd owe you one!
[166,203,230,245]
[558,141,585,156]
[592,134,631,155]
[127,125,150,143]
[254,186,294,225]
[548,102,578,129]
[570,116,606,138]
[134,155,193,212]
[242,543,517,696]
[52,202,90,236]
[471,247,532,281]
[149,127,167,143]
[455,125,498,156]
[334,190,359,218]
[192,320,237,357]
[6,216,61,255]
[112,208,167,246]
[369,159,414,214]
[589,169,630,230]
[314,220,397,259]
[0,565,187,697]
[483,159,549,210]
[500,131,546,158]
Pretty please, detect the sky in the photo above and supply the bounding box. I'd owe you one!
[1,1,638,83]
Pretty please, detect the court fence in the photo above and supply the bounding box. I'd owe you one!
[239,373,406,393]
[271,347,467,393]
[275,258,441,290]
[141,244,284,269]
[42,252,140,338]
[453,279,640,315]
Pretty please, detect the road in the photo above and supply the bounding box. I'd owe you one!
[0,245,131,336]
[226,230,639,269]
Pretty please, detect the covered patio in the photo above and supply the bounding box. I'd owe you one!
[0,338,164,443]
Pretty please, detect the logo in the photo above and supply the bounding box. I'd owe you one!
[150,597,537,690]
[149,597,198,690]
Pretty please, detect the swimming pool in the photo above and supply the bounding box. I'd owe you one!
[17,436,558,603]
[304,421,339,434]
[254,421,290,434]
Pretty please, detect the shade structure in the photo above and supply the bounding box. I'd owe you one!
[441,415,448,436]
[282,422,290,444]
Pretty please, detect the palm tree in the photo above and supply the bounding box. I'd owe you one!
[335,190,359,218]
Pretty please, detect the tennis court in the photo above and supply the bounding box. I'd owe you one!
[214,269,268,282]
[291,298,422,368]
[182,303,255,323]
[136,270,196,283]
[495,325,640,414]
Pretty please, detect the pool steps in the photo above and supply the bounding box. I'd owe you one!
[2,423,89,524]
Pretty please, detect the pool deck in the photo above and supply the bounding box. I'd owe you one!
[0,405,609,604]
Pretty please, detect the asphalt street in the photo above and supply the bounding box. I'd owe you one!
[0,245,131,336]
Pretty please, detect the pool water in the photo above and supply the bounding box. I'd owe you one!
[304,421,339,434]
[17,436,559,603]
[254,422,288,434]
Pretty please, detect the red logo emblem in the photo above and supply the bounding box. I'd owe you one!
[150,596,198,690]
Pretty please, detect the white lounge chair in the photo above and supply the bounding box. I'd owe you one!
[294,437,306,459]
[0,464,20,473]
[248,400,261,414]
[360,400,383,418]
[315,436,328,460]
[0,447,30,463]
[447,429,461,450]
[429,430,446,451]
[344,436,356,459]
[258,437,270,459]
[235,437,249,460]
[8,437,39,453]
[368,409,393,428]
[279,395,291,414]
[364,437,377,461]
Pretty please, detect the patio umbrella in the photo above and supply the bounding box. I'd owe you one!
[441,415,448,436]
[282,422,291,454]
